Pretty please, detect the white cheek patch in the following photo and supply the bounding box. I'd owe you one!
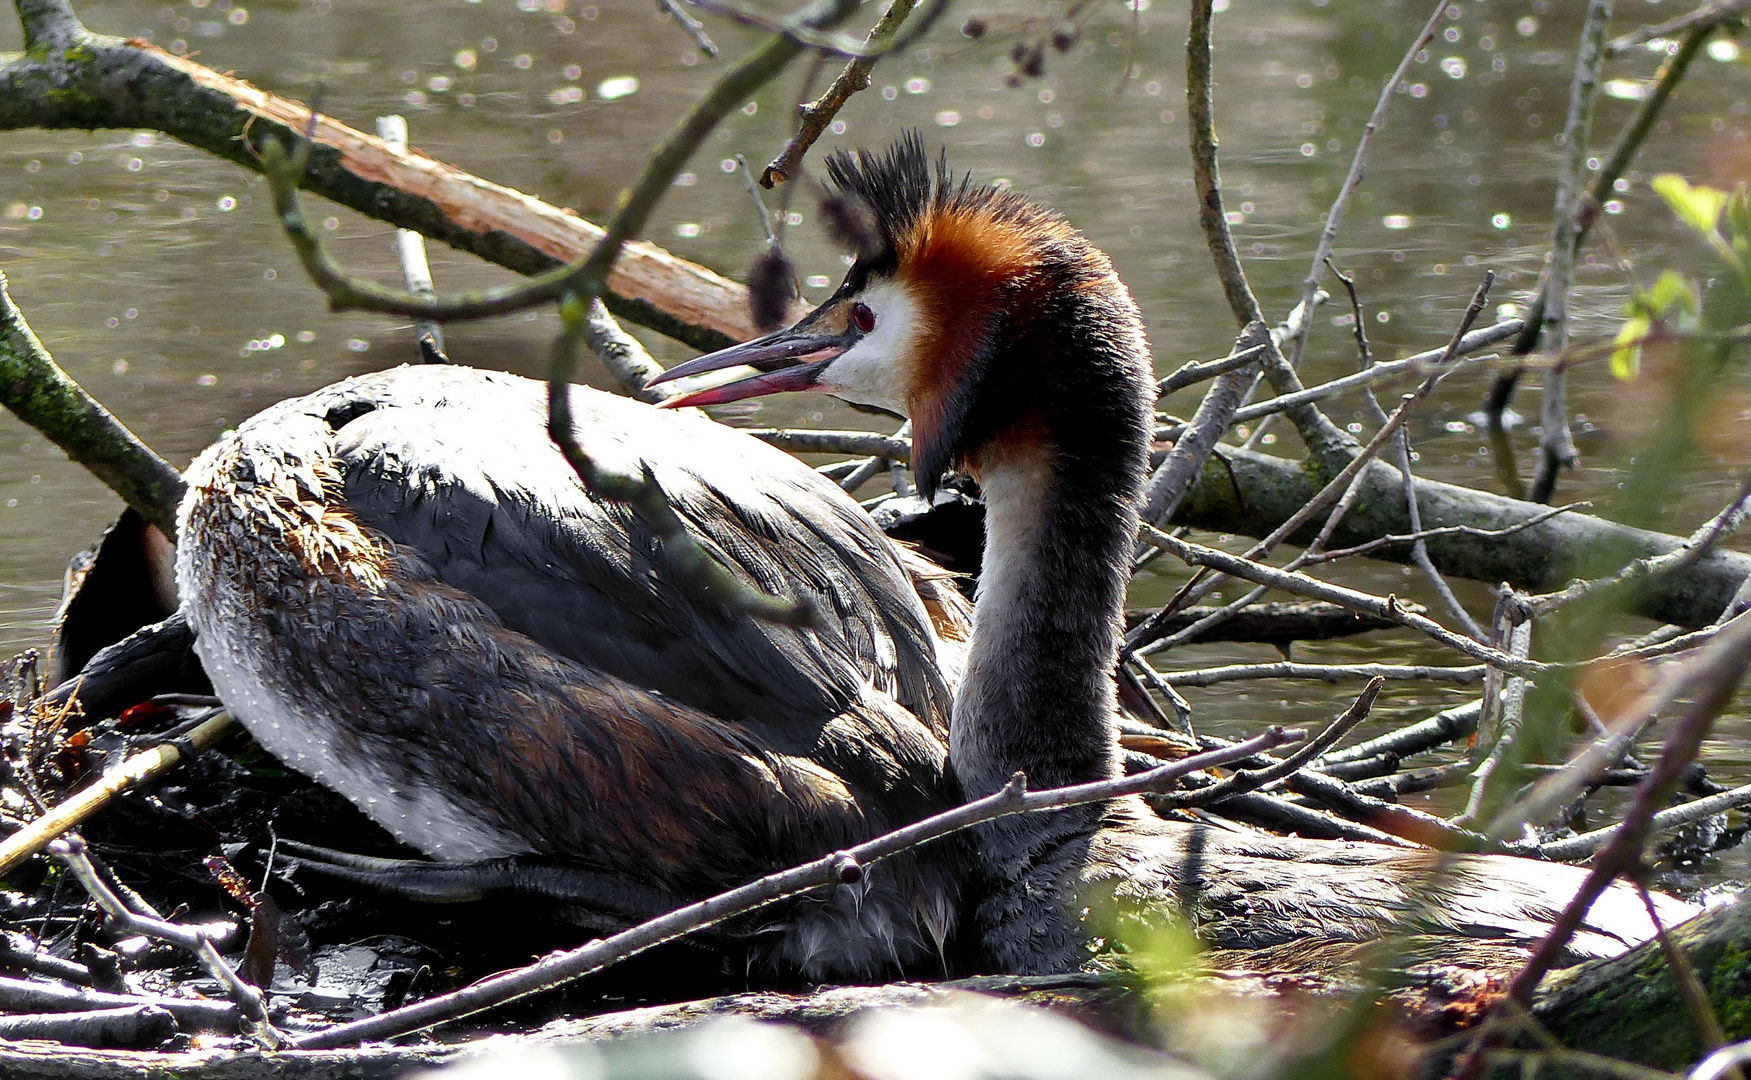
[818,280,919,415]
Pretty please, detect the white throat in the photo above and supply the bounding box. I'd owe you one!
[818,279,921,414]
[948,451,1055,799]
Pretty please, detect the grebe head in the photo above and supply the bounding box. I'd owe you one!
[650,133,1132,497]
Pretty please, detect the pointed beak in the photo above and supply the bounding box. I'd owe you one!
[647,319,853,409]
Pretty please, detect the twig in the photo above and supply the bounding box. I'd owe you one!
[1159,662,1483,688]
[0,940,95,987]
[1457,609,1532,826]
[0,270,186,539]
[735,155,779,244]
[1606,0,1751,55]
[1281,0,1447,368]
[0,1005,174,1048]
[1527,0,1613,504]
[1301,504,1587,564]
[1141,529,1546,677]
[1287,765,1498,852]
[1335,257,1488,637]
[1156,343,1269,396]
[1127,656,1194,734]
[1537,781,1751,861]
[0,712,234,878]
[292,726,1305,1048]
[374,115,445,358]
[1522,473,1751,618]
[657,0,718,56]
[1368,273,1492,638]
[1164,773,1416,845]
[1186,0,1256,327]
[762,0,922,186]
[50,836,279,1046]
[1347,761,1475,800]
[0,975,237,1032]
[584,298,674,404]
[745,428,911,460]
[1319,700,1481,765]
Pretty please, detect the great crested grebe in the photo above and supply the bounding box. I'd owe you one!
[652,134,1696,974]
[176,365,970,978]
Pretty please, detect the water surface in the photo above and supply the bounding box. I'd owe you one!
[2,0,1748,787]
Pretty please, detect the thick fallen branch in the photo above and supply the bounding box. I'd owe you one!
[0,0,762,351]
[0,1006,174,1049]
[1171,445,1751,629]
[0,712,234,877]
[0,976,237,1033]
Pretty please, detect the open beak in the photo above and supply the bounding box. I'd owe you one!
[646,318,852,409]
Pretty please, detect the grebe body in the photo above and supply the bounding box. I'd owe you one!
[177,365,966,977]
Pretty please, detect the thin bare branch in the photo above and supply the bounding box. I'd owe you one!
[50,836,278,1046]
[1282,0,1447,366]
[1160,662,1483,688]
[762,0,924,186]
[1141,528,1546,677]
[291,727,1305,1048]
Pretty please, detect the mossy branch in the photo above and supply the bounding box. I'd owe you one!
[0,270,184,539]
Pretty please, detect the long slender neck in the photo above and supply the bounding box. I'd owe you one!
[948,327,1152,801]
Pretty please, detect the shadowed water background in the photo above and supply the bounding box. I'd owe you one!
[2,0,1749,838]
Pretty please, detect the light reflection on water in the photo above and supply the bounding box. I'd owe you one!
[1,0,1749,787]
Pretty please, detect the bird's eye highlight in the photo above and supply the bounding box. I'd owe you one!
[851,302,876,334]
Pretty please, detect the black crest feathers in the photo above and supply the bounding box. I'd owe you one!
[822,132,971,271]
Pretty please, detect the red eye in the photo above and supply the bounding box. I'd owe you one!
[851,302,876,334]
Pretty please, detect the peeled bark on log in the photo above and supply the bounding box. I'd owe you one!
[1532,894,1751,1070]
[0,6,766,352]
[1174,446,1751,630]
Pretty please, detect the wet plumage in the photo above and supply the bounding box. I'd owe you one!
[178,366,966,976]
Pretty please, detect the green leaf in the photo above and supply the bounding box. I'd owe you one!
[1645,270,1699,317]
[1726,182,1751,243]
[1610,315,1650,381]
[1651,173,1728,237]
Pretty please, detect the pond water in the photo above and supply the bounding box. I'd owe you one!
[2,0,1749,797]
